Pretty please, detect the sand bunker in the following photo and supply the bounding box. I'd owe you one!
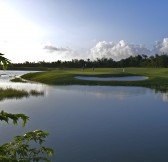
[74,76,148,81]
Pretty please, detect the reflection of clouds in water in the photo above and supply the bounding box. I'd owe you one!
[162,93,168,102]
[154,91,168,103]
[0,70,29,82]
[52,85,149,100]
[85,86,148,100]
[0,70,48,96]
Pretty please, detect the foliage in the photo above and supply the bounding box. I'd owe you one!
[0,53,11,70]
[0,111,54,161]
[0,110,29,127]
[5,53,168,69]
[0,54,54,161]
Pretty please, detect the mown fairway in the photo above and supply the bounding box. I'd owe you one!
[22,68,168,91]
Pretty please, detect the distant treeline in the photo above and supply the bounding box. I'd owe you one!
[5,54,168,70]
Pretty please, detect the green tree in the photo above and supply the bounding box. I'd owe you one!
[0,53,11,70]
[0,55,54,161]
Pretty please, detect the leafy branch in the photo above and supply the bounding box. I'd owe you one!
[0,111,54,162]
[0,53,11,70]
[0,110,29,127]
[0,54,54,161]
[0,130,54,162]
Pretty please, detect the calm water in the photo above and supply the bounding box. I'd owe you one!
[1,71,168,162]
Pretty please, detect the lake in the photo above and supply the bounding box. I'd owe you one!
[0,71,168,162]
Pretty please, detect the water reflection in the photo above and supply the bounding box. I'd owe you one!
[162,92,168,102]
[0,70,167,102]
[0,70,30,82]
[50,85,150,100]
[1,71,168,162]
[0,70,46,93]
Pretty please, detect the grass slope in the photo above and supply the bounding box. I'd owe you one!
[22,68,168,91]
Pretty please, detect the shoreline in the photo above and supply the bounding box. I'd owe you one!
[20,68,168,92]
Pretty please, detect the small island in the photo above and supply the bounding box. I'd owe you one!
[21,68,168,92]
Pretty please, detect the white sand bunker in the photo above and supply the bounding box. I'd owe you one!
[74,76,148,81]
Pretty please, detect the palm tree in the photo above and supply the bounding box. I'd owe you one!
[0,53,11,70]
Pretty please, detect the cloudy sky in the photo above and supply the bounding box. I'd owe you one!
[0,0,168,63]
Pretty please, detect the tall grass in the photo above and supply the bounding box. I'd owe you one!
[29,90,44,96]
[0,88,44,101]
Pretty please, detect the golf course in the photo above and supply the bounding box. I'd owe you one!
[21,68,168,91]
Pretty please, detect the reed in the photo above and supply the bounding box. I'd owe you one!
[0,88,44,101]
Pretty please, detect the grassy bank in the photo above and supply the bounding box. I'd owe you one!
[21,68,168,91]
[0,88,44,101]
[11,78,27,83]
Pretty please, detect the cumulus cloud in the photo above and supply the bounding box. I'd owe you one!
[153,38,168,54]
[90,40,151,61]
[44,38,168,61]
[152,41,162,54]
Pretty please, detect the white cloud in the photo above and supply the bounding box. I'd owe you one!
[161,38,168,52]
[153,41,162,54]
[90,40,151,61]
[152,38,168,55]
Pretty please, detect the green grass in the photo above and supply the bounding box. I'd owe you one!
[21,68,168,91]
[29,90,44,96]
[0,88,44,101]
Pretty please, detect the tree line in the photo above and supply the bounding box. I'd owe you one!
[6,53,168,70]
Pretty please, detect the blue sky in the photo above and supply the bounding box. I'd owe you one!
[1,0,168,62]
